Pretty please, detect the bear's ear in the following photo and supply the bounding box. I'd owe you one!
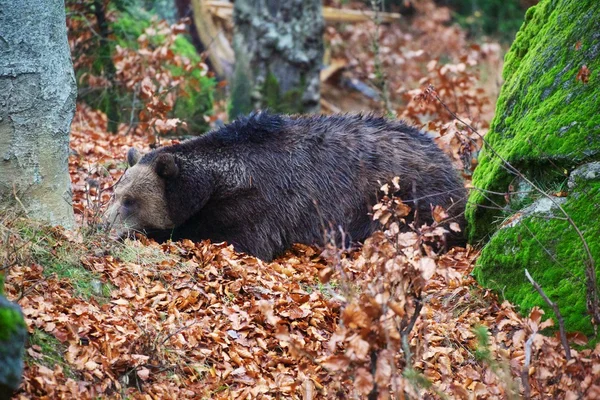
[154,153,179,179]
[127,148,142,167]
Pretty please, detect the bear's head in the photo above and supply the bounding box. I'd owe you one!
[105,147,180,236]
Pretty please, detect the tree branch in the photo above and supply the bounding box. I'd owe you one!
[524,269,571,361]
[521,332,535,399]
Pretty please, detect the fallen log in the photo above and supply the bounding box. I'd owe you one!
[205,1,402,24]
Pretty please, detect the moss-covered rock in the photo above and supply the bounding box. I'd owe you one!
[0,295,27,397]
[467,0,600,240]
[476,165,600,334]
[468,0,600,335]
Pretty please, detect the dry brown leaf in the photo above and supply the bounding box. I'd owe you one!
[354,368,374,395]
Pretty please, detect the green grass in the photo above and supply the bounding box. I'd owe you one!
[32,240,113,303]
[114,239,175,266]
[2,214,114,303]
[27,329,76,379]
[302,278,342,299]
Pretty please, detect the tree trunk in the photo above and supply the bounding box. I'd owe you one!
[0,0,77,228]
[230,0,324,118]
[191,0,235,79]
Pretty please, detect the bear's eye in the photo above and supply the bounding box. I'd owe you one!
[122,197,136,208]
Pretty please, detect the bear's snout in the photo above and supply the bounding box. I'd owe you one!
[103,204,139,240]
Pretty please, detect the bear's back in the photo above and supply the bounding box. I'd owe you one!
[163,113,465,260]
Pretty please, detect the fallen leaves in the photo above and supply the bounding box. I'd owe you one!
[4,200,600,398]
[576,65,590,84]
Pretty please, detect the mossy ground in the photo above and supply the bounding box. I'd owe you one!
[1,213,114,304]
[467,0,600,335]
[23,228,113,303]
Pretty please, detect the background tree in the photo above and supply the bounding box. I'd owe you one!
[0,0,77,228]
[230,0,324,118]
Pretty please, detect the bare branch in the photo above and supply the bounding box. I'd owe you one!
[524,269,571,361]
[400,299,423,338]
[521,332,535,399]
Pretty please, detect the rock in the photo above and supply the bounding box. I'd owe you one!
[504,196,567,229]
[466,0,600,241]
[0,295,27,399]
[467,0,600,335]
[567,161,600,189]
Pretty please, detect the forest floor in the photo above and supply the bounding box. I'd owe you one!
[4,107,598,400]
[3,1,600,399]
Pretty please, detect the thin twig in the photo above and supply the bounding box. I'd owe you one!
[12,183,29,216]
[159,320,198,346]
[400,299,423,338]
[431,87,600,328]
[521,332,535,399]
[125,82,141,136]
[369,0,394,117]
[524,269,571,361]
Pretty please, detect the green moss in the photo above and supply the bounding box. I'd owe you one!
[262,71,306,114]
[0,306,26,341]
[467,0,600,241]
[11,219,113,303]
[474,179,600,335]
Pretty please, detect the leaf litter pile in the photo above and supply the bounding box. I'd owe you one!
[2,105,598,399]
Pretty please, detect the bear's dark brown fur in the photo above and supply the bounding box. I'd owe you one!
[106,112,466,260]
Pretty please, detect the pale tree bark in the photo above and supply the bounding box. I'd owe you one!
[230,0,324,118]
[0,0,77,227]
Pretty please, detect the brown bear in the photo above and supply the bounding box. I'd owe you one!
[105,112,466,260]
